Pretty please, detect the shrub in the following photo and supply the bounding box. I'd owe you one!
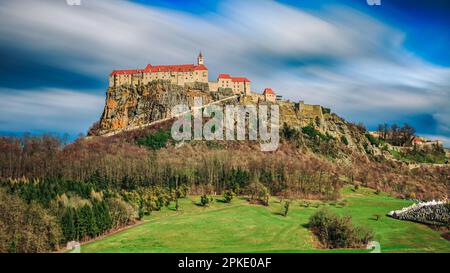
[365,133,379,147]
[137,129,171,150]
[322,107,331,114]
[340,135,349,145]
[408,192,416,199]
[247,182,270,206]
[283,201,290,216]
[281,123,299,140]
[223,190,236,203]
[301,124,318,139]
[308,208,374,249]
[138,206,145,220]
[302,124,334,142]
[108,198,137,229]
[200,194,213,207]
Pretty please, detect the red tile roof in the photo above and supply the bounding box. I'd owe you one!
[110,69,143,75]
[111,63,207,75]
[412,136,425,144]
[218,73,250,82]
[263,88,275,95]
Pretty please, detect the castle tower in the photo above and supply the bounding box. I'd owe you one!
[197,51,204,65]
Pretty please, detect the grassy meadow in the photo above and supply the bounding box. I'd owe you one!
[81,186,449,253]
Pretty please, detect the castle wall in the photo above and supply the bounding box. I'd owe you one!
[112,74,132,86]
[112,69,209,88]
[108,54,245,94]
[216,78,251,95]
[298,101,323,119]
[208,81,219,91]
[264,93,276,102]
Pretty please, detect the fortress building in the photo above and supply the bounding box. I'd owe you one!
[208,74,251,96]
[108,52,252,96]
[297,100,323,120]
[109,52,208,87]
[263,88,276,102]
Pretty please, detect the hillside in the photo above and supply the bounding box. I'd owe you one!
[95,80,379,156]
[81,186,450,253]
[88,80,448,200]
[1,80,448,253]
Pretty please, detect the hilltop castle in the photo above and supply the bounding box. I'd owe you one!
[107,52,330,117]
[101,52,332,135]
[109,52,251,96]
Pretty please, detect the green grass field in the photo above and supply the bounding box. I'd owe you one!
[81,186,450,253]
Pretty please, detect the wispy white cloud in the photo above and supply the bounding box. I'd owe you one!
[0,0,448,140]
[0,89,104,134]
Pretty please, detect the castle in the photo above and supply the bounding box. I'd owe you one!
[109,52,252,96]
[107,53,331,118]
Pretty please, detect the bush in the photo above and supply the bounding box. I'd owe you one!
[223,190,236,203]
[340,135,349,145]
[200,194,213,207]
[137,129,171,150]
[308,208,374,249]
[283,201,290,216]
[365,133,379,147]
[281,123,299,141]
[247,182,270,206]
[302,124,334,142]
[322,107,331,114]
[108,198,137,229]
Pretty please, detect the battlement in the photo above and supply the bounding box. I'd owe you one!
[297,100,323,119]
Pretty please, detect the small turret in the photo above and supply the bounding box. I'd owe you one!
[197,51,204,65]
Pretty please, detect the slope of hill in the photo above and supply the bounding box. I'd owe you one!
[88,80,449,200]
[81,186,450,253]
[1,80,448,253]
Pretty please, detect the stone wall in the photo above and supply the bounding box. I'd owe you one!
[388,200,450,226]
[297,100,323,120]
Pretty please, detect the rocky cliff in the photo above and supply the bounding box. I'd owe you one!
[96,79,380,158]
[98,80,213,135]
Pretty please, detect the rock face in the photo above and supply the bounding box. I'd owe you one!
[97,80,379,156]
[388,200,450,226]
[278,101,375,155]
[99,80,212,134]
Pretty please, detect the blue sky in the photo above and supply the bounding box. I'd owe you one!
[0,0,449,145]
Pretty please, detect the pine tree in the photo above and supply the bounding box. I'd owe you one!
[61,208,76,242]
[103,201,112,230]
[84,205,98,237]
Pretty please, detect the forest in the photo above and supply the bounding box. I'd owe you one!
[0,121,448,252]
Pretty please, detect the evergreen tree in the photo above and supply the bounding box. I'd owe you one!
[61,208,76,241]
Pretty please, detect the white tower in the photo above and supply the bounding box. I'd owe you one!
[197,51,204,65]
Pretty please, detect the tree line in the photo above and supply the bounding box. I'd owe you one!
[376,123,416,147]
[0,123,448,252]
